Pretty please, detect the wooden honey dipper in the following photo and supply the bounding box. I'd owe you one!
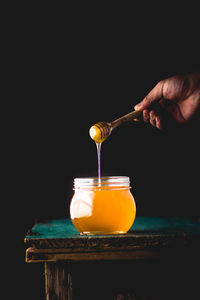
[89,110,142,143]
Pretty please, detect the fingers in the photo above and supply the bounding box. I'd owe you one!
[143,109,163,130]
[134,80,165,111]
[143,109,150,123]
[134,80,166,130]
[155,115,162,130]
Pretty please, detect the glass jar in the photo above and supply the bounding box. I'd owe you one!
[70,176,136,235]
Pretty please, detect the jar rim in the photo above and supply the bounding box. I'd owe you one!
[73,176,131,190]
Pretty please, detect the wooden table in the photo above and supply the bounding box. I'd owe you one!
[24,217,200,300]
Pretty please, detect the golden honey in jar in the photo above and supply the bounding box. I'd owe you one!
[70,176,136,235]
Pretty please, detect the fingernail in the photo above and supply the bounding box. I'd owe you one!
[134,104,141,110]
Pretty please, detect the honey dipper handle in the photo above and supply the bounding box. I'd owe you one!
[111,110,142,129]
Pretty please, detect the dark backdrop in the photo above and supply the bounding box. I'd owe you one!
[17,30,199,225]
[9,6,199,298]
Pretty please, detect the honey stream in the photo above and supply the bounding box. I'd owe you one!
[96,142,102,181]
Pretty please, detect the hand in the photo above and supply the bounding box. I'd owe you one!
[134,72,200,130]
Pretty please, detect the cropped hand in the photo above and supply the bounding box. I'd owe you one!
[134,72,200,130]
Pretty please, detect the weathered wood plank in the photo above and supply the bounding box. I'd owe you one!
[25,232,183,252]
[26,240,200,263]
[45,262,72,300]
[26,247,162,263]
[24,217,200,250]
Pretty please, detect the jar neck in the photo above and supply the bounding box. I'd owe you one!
[73,176,131,190]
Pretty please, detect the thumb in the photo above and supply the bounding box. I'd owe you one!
[134,80,165,111]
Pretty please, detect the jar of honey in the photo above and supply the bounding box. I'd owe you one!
[70,176,136,235]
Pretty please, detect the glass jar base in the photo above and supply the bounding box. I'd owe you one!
[80,230,127,235]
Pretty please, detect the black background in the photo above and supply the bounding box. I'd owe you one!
[6,4,200,298]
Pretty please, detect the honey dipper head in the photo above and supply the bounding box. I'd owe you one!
[89,121,111,143]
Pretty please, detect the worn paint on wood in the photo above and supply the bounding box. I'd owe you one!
[24,217,200,263]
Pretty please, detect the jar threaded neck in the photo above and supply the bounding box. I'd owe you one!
[73,176,131,190]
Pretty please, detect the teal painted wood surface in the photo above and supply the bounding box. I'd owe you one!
[24,217,200,262]
[24,217,200,247]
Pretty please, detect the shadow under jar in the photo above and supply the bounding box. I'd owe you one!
[70,176,136,235]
